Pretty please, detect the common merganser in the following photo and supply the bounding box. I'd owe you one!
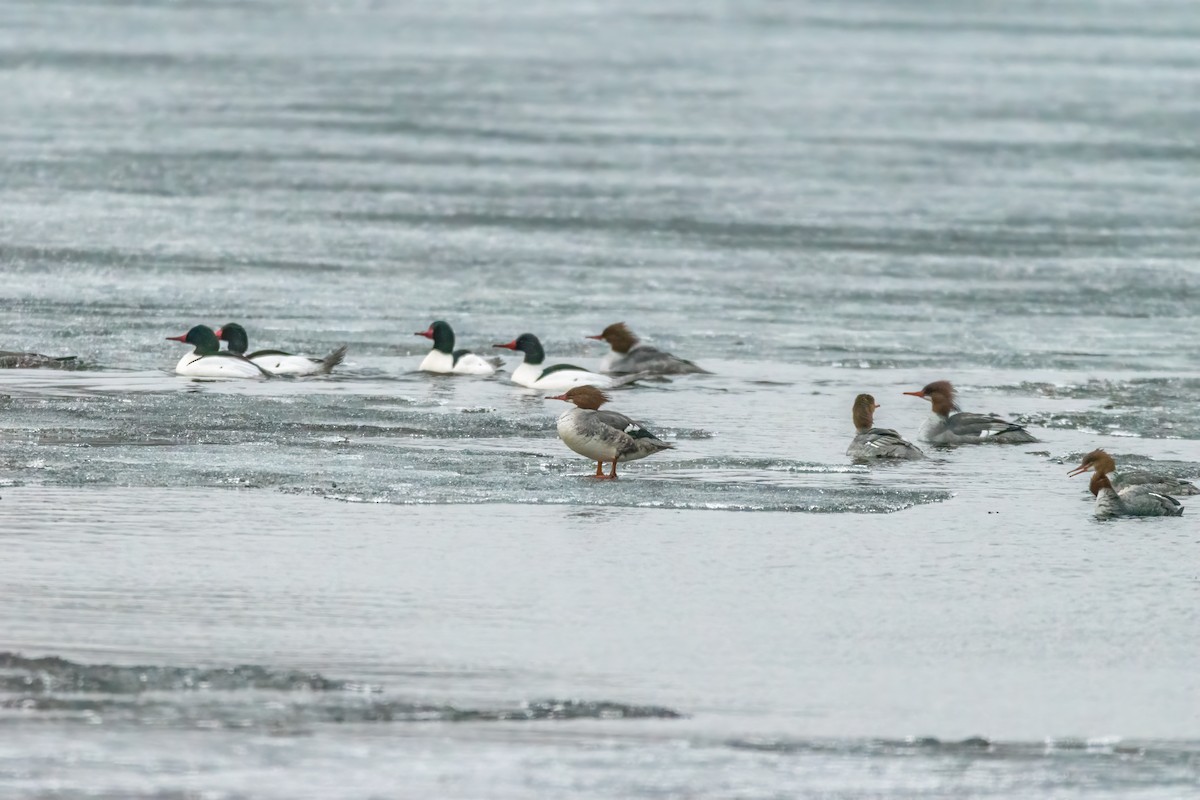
[585,322,708,375]
[1068,450,1185,518]
[168,325,269,379]
[547,385,673,479]
[1069,449,1197,495]
[415,321,499,375]
[215,323,346,376]
[846,394,925,460]
[903,381,1037,444]
[0,350,79,369]
[494,333,629,390]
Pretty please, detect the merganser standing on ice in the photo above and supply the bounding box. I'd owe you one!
[903,381,1037,444]
[585,322,708,375]
[846,394,924,460]
[1068,450,1185,518]
[168,325,269,379]
[215,323,346,376]
[494,333,630,390]
[1069,449,1198,496]
[415,321,499,375]
[547,385,673,478]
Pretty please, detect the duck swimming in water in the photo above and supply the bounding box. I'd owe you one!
[1068,450,1185,518]
[415,320,499,375]
[215,323,346,376]
[0,350,79,369]
[585,322,708,375]
[903,381,1037,444]
[846,394,925,460]
[494,333,629,390]
[167,325,269,379]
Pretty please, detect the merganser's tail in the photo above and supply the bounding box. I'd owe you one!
[319,345,348,374]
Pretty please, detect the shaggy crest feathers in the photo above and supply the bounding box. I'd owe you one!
[592,322,639,354]
[559,385,610,410]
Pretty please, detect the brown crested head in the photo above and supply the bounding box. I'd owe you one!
[587,322,638,354]
[552,385,610,410]
[1068,449,1116,479]
[904,380,958,416]
[852,393,879,433]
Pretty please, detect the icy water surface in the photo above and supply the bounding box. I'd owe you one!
[2,0,1200,797]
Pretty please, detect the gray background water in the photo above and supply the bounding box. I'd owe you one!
[1,0,1199,797]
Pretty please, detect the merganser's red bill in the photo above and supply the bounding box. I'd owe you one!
[165,334,187,342]
[415,328,434,338]
[545,394,569,401]
[902,390,926,397]
[212,328,224,338]
[1067,464,1092,477]
[493,340,518,350]
[584,334,604,340]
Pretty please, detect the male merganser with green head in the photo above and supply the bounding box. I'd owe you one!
[415,320,499,375]
[215,323,346,376]
[1068,450,1185,518]
[493,333,619,390]
[846,393,924,460]
[585,322,708,375]
[546,385,673,479]
[903,381,1037,444]
[167,325,269,378]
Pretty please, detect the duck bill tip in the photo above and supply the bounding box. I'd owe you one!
[1067,466,1089,477]
[165,334,186,342]
[584,334,604,340]
[414,330,433,338]
[545,394,568,401]
[493,341,517,350]
[902,391,926,398]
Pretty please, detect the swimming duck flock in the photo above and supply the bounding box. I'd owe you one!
[4,320,1195,518]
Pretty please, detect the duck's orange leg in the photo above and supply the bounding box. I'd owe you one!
[593,461,605,477]
[606,459,619,479]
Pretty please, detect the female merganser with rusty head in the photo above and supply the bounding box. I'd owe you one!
[494,333,626,390]
[585,322,708,375]
[215,323,346,376]
[1068,450,1185,518]
[0,350,79,369]
[547,385,673,479]
[415,320,499,375]
[168,325,269,378]
[903,381,1037,444]
[846,394,925,460]
[1069,449,1198,496]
